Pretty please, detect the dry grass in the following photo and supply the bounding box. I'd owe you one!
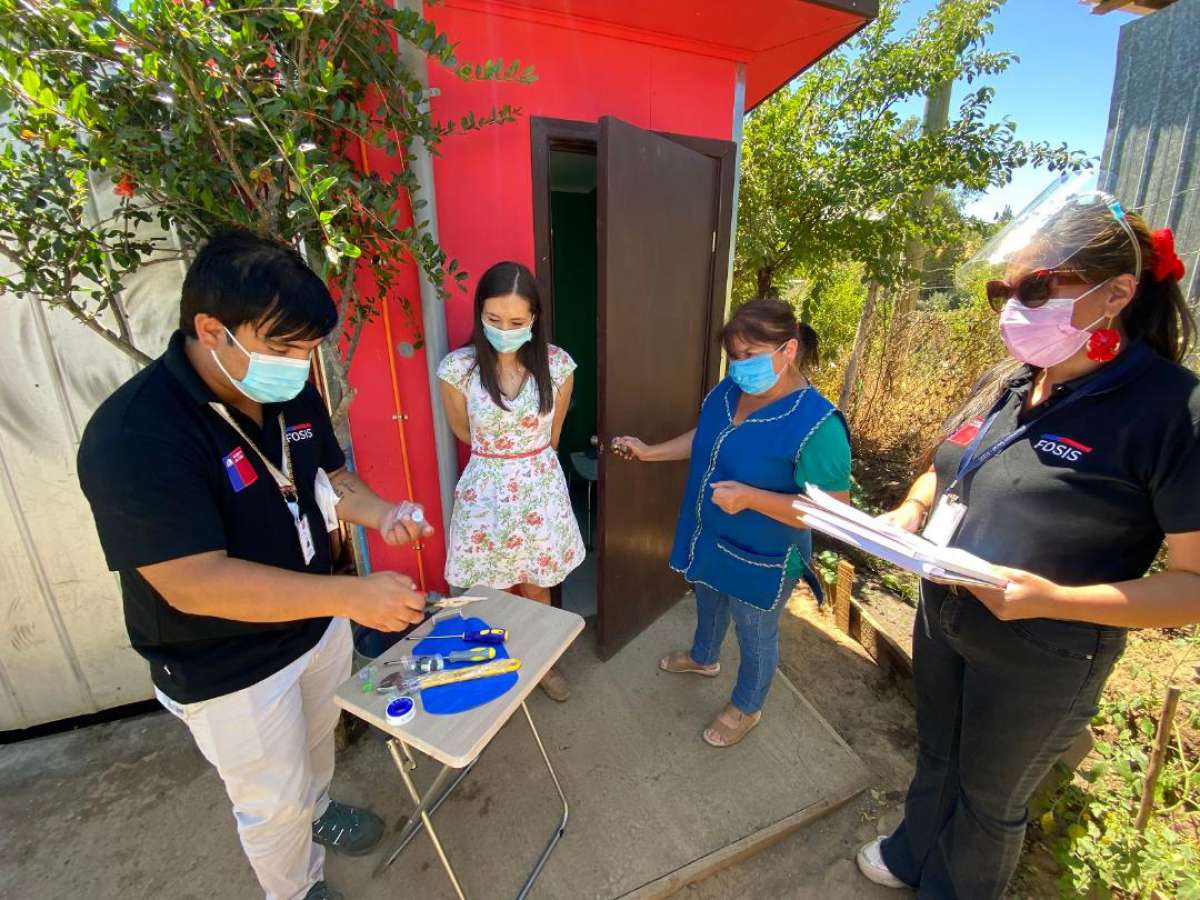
[812,298,1006,485]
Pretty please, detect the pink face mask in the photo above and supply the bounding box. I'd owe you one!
[998,280,1109,368]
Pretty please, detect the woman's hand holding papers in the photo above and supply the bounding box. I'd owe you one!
[875,502,926,535]
[964,567,1058,621]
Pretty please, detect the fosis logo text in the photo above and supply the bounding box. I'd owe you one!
[1034,434,1092,462]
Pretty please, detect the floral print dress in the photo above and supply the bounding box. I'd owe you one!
[438,346,586,589]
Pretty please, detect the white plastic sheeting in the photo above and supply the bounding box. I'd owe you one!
[0,173,182,729]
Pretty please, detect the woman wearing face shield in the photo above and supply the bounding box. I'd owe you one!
[854,176,1200,899]
[613,300,851,747]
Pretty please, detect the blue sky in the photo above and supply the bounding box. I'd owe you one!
[888,0,1132,220]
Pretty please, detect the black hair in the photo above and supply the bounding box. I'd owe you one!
[720,298,820,371]
[468,261,554,415]
[180,229,338,342]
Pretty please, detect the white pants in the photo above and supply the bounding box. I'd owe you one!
[157,617,352,900]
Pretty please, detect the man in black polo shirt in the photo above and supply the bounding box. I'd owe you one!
[78,231,433,900]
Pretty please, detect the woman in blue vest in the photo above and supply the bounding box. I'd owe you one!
[614,300,850,747]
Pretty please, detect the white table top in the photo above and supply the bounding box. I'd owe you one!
[334,585,584,768]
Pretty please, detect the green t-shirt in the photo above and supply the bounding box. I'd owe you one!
[786,415,851,576]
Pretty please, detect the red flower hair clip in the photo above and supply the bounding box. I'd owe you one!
[1150,228,1185,283]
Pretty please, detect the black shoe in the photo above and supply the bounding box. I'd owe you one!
[312,801,385,856]
[304,881,344,900]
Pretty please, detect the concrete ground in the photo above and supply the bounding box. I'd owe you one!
[0,592,916,899]
[687,590,918,899]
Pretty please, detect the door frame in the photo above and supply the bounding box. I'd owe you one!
[529,115,737,390]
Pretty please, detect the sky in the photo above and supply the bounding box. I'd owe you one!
[886,0,1133,220]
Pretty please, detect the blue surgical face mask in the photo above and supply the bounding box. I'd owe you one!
[212,328,312,403]
[483,319,533,353]
[728,344,786,395]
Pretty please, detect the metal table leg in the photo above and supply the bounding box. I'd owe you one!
[372,701,569,900]
[380,750,477,870]
[375,739,468,899]
[516,700,569,900]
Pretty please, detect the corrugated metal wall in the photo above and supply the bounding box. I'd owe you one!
[1100,0,1200,316]
[0,174,182,730]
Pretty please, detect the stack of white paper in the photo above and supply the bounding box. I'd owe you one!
[793,485,1007,589]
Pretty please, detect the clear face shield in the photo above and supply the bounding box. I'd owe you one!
[959,170,1142,313]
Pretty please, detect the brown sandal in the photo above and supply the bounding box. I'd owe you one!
[538,666,571,702]
[703,704,762,748]
[659,650,720,677]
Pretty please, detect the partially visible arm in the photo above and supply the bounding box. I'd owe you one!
[647,430,696,461]
[879,466,937,533]
[327,467,391,530]
[551,373,574,450]
[978,531,1200,628]
[327,467,434,545]
[139,551,427,631]
[439,380,471,445]
[743,487,851,528]
[614,429,696,462]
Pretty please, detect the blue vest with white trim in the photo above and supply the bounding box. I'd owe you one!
[669,378,841,610]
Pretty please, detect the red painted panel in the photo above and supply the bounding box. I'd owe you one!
[345,139,448,593]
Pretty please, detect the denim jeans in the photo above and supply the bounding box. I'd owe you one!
[691,581,795,714]
[881,581,1126,899]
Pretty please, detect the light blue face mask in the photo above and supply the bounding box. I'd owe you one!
[213,328,312,403]
[728,344,786,395]
[483,319,533,353]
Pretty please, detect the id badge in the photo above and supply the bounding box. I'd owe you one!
[296,514,317,565]
[923,494,966,547]
[287,498,317,565]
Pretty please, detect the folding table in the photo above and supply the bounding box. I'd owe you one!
[333,585,584,899]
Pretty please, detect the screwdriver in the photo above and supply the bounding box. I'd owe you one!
[380,647,496,673]
[403,627,508,645]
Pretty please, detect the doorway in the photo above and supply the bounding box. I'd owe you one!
[547,148,600,619]
[531,116,737,658]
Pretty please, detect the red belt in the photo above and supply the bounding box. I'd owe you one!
[472,444,550,460]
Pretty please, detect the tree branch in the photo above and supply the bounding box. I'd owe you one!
[176,63,262,221]
[56,294,153,367]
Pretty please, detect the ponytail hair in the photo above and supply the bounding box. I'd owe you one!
[1125,269,1193,364]
[720,298,820,372]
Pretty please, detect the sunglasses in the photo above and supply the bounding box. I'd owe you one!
[985,268,1088,313]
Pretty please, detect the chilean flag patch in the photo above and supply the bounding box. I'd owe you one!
[948,416,985,447]
[223,446,258,492]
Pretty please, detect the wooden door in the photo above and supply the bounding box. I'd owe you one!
[595,116,732,658]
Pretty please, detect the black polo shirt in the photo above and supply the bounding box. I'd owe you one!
[932,342,1200,588]
[78,330,345,703]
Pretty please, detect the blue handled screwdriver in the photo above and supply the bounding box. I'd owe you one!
[403,627,508,645]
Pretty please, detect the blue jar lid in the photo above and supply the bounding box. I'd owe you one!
[385,695,416,725]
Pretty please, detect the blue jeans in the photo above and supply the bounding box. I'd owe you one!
[881,581,1125,899]
[690,581,794,714]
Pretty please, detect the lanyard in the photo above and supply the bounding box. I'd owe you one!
[952,341,1150,492]
[209,403,299,511]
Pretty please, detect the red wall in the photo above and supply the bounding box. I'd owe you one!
[347,2,738,591]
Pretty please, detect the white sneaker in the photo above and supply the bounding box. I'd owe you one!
[856,837,907,889]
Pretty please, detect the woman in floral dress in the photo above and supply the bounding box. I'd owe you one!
[437,261,585,700]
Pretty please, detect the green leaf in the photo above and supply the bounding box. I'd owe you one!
[19,65,40,98]
[66,83,90,120]
[311,176,337,201]
[142,52,160,81]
